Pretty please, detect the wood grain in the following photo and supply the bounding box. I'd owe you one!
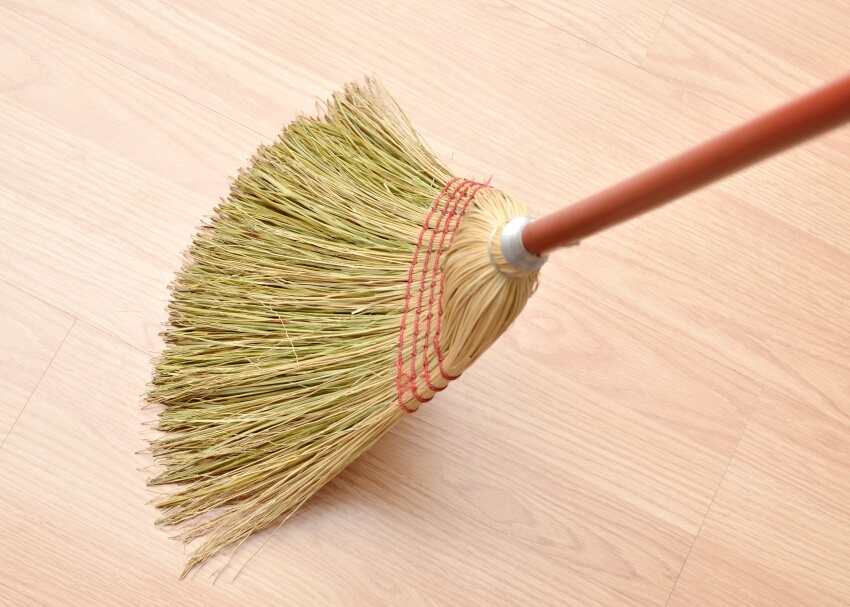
[667,390,850,606]
[0,322,638,607]
[547,163,850,424]
[506,0,671,64]
[0,1,848,605]
[0,0,330,137]
[364,281,759,603]
[0,0,744,182]
[0,10,259,353]
[0,281,73,444]
[0,584,44,607]
[10,0,847,417]
[643,0,850,170]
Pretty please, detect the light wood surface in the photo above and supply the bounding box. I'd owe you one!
[0,281,73,444]
[643,0,850,170]
[0,584,44,607]
[372,284,758,604]
[668,391,850,606]
[0,1,848,605]
[0,322,637,606]
[506,0,671,64]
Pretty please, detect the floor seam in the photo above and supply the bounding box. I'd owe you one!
[0,278,75,323]
[545,271,850,432]
[0,5,268,140]
[640,0,677,67]
[499,0,643,67]
[0,318,77,451]
[359,457,642,605]
[0,581,49,607]
[0,279,155,359]
[662,390,760,606]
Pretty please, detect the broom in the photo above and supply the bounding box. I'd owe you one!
[147,73,850,577]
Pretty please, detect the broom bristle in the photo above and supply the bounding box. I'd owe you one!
[147,78,540,577]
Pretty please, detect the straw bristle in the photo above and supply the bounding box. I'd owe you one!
[147,78,540,577]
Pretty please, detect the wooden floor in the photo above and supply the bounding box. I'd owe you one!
[1,1,848,605]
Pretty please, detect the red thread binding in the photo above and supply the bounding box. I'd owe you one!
[430,180,488,381]
[395,179,457,412]
[396,178,489,413]
[411,180,471,395]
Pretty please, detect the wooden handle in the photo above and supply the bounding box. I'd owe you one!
[521,72,850,256]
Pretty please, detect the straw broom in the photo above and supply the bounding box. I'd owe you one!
[147,75,850,577]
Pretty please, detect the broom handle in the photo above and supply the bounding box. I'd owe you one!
[521,72,850,256]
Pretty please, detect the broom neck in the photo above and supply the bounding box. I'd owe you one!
[521,71,850,256]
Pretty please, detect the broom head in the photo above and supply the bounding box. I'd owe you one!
[146,78,541,576]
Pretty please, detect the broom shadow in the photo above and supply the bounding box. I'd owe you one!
[186,412,429,583]
[137,354,433,582]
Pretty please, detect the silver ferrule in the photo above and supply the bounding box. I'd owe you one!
[498,216,548,273]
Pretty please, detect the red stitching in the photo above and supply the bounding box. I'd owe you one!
[413,180,471,394]
[431,181,488,381]
[405,180,465,404]
[420,180,482,386]
[396,178,458,412]
[396,178,488,413]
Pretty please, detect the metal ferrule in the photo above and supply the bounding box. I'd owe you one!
[498,217,548,273]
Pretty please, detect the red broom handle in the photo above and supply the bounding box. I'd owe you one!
[521,72,850,255]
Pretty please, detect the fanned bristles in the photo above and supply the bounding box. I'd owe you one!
[147,78,540,577]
